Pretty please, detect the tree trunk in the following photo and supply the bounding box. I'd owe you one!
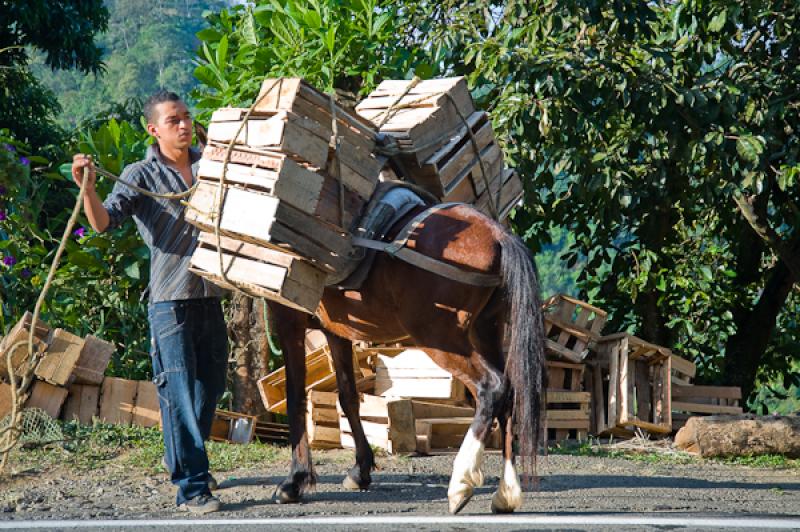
[721,260,796,401]
[674,414,800,458]
[226,293,272,416]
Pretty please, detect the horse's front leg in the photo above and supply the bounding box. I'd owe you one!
[325,332,375,490]
[267,303,316,503]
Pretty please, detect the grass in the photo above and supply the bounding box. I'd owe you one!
[546,438,800,469]
[7,419,290,476]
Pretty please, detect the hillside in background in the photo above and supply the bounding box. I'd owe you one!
[31,0,228,128]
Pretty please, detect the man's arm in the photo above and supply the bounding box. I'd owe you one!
[71,154,110,232]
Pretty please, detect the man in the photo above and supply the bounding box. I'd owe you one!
[72,90,227,514]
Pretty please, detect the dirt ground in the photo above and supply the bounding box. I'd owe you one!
[1,447,798,521]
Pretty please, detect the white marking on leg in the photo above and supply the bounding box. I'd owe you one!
[447,428,485,512]
[491,458,523,513]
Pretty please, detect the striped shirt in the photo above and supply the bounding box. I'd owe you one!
[103,144,224,303]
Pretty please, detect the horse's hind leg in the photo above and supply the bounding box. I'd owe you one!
[325,332,375,490]
[491,411,523,513]
[267,303,316,504]
[424,348,504,514]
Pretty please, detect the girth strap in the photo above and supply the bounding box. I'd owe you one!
[352,203,502,287]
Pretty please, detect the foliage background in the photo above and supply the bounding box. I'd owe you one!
[1,0,797,412]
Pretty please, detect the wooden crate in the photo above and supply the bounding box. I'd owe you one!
[98,377,138,425]
[190,232,327,314]
[185,181,354,275]
[258,342,377,415]
[254,420,290,444]
[34,329,85,386]
[671,354,696,386]
[62,384,100,425]
[356,77,475,166]
[73,335,115,386]
[0,382,12,419]
[257,344,337,415]
[132,380,160,428]
[543,295,608,363]
[337,394,416,454]
[671,384,743,431]
[595,334,672,436]
[207,108,382,190]
[210,409,258,444]
[307,390,341,449]
[415,417,501,454]
[375,349,467,402]
[26,380,69,419]
[473,168,524,223]
[0,312,50,381]
[546,390,591,442]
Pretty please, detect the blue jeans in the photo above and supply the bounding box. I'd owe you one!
[148,298,228,505]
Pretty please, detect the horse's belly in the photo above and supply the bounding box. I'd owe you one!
[317,286,407,343]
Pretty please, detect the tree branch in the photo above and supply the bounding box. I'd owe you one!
[733,191,800,281]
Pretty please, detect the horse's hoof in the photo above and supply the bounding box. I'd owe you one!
[342,475,361,490]
[448,490,473,514]
[274,483,300,504]
[491,502,516,514]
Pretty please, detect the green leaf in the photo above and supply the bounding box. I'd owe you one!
[736,136,765,163]
[216,35,229,71]
[68,250,102,270]
[124,261,140,280]
[708,11,727,32]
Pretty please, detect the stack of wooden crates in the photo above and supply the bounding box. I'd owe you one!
[186,78,383,313]
[355,77,523,222]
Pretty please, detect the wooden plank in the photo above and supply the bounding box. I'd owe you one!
[386,399,416,453]
[546,391,591,403]
[375,377,463,400]
[98,377,137,426]
[671,401,744,415]
[26,380,68,419]
[411,400,475,419]
[73,335,114,385]
[62,384,100,425]
[545,338,583,363]
[132,380,160,428]
[34,329,84,386]
[672,385,742,400]
[670,354,697,380]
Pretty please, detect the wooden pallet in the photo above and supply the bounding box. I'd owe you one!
[595,334,672,436]
[543,295,608,363]
[671,384,743,430]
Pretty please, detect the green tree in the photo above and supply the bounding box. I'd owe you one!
[426,0,799,402]
[0,0,108,149]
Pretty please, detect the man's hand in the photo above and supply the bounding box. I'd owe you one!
[71,154,97,191]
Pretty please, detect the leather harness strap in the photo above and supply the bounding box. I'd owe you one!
[352,203,502,287]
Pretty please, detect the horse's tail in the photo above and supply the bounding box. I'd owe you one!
[499,232,546,481]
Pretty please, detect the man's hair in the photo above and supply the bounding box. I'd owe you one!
[143,90,182,123]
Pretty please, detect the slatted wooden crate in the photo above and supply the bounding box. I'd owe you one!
[307,390,341,449]
[356,77,475,166]
[545,390,591,442]
[543,295,608,363]
[254,420,290,444]
[189,232,327,314]
[98,377,138,425]
[34,329,84,387]
[26,380,69,419]
[0,312,50,381]
[374,349,467,402]
[594,333,672,436]
[670,354,696,386]
[337,394,416,454]
[72,335,115,386]
[210,409,258,444]
[671,384,743,431]
[545,361,590,441]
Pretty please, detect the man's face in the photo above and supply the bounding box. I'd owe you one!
[147,100,193,151]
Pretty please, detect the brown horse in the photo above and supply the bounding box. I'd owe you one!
[266,202,546,514]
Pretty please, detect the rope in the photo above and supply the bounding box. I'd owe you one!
[0,167,90,471]
[328,93,346,229]
[95,166,198,200]
[375,76,421,130]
